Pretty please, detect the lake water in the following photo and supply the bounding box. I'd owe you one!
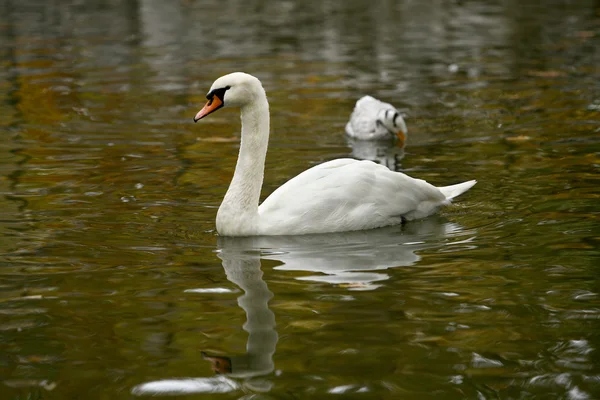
[1,0,599,399]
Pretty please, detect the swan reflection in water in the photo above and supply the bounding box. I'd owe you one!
[132,240,277,395]
[263,217,464,290]
[346,137,405,171]
[132,218,466,395]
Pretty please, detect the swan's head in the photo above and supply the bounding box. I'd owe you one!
[201,351,232,374]
[194,72,265,122]
[376,109,408,145]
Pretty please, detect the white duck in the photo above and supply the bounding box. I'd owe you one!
[194,72,476,236]
[345,95,408,143]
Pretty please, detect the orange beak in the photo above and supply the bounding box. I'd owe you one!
[194,96,224,122]
[396,130,406,148]
[201,352,232,374]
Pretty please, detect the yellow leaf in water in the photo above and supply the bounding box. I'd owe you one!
[287,320,328,330]
[527,70,564,78]
[505,135,532,142]
[197,136,239,142]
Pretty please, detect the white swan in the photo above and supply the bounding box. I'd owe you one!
[194,72,476,236]
[345,95,408,143]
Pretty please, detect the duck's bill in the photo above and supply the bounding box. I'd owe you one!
[194,96,224,122]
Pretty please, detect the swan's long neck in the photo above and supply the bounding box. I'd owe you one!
[217,95,269,234]
[218,241,278,378]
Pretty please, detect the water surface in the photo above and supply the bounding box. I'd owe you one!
[1,0,599,399]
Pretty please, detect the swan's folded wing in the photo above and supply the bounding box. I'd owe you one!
[260,158,358,206]
[258,159,445,234]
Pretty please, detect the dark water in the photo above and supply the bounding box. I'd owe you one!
[1,0,599,398]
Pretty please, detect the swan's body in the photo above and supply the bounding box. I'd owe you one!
[194,72,475,237]
[345,95,408,142]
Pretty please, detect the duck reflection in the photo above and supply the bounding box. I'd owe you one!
[347,137,405,171]
[133,218,464,395]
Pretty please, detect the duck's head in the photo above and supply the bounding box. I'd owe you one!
[376,109,408,146]
[194,72,265,122]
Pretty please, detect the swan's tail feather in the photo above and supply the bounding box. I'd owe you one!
[438,180,477,200]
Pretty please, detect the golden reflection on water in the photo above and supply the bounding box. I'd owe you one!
[1,0,599,399]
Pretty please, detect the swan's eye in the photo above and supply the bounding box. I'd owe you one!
[206,87,231,102]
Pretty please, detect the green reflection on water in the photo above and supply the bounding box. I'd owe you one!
[1,0,599,399]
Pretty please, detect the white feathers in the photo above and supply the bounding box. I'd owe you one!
[438,180,478,200]
[195,73,475,236]
[345,96,408,142]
